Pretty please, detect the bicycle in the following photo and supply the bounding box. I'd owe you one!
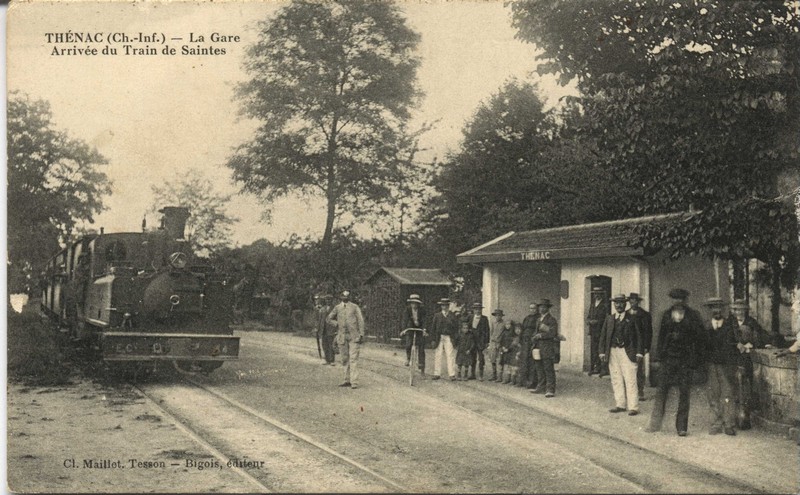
[400,328,426,386]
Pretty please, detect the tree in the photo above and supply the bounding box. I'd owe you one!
[512,1,800,331]
[150,169,238,256]
[426,81,625,257]
[228,0,422,247]
[7,92,111,294]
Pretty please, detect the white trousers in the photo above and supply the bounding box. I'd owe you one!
[340,339,361,386]
[610,347,639,411]
[434,335,457,378]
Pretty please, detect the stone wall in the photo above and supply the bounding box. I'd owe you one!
[751,349,798,429]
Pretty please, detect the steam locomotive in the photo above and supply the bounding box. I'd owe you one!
[40,207,240,373]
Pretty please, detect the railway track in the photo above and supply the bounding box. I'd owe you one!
[136,377,408,493]
[249,336,767,494]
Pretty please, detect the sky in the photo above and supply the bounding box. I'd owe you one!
[7,0,575,246]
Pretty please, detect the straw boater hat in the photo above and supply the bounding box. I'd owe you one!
[628,292,643,302]
[704,297,725,307]
[438,298,452,306]
[535,299,553,308]
[472,302,483,309]
[407,294,423,305]
[611,293,628,303]
[731,299,748,310]
[590,286,606,293]
[491,308,504,316]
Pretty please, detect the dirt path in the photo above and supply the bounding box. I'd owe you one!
[7,380,256,493]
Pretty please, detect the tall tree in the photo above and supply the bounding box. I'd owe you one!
[151,170,238,256]
[512,0,800,331]
[426,81,624,257]
[7,92,111,294]
[228,0,422,247]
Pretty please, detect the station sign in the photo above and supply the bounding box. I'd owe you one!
[521,251,551,261]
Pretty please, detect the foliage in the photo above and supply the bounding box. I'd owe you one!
[425,81,626,257]
[7,92,111,294]
[511,1,800,331]
[228,0,423,246]
[511,0,799,262]
[150,170,238,256]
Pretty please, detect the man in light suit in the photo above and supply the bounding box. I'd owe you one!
[599,294,644,415]
[326,290,365,389]
[430,298,458,381]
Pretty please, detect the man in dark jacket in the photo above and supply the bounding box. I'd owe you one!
[430,298,458,381]
[530,299,559,398]
[587,288,608,376]
[599,294,644,415]
[703,297,738,436]
[520,303,540,388]
[402,294,428,374]
[646,300,705,436]
[628,292,653,400]
[316,294,335,365]
[469,302,490,380]
[730,299,771,430]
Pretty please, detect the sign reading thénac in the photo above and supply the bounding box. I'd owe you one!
[521,251,551,261]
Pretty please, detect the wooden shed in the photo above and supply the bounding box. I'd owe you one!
[362,267,452,343]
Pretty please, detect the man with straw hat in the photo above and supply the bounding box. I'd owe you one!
[430,298,458,380]
[402,293,428,374]
[587,287,609,376]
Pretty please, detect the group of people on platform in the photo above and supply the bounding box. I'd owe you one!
[314,286,793,438]
[401,295,565,398]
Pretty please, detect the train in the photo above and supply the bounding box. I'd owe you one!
[40,206,240,373]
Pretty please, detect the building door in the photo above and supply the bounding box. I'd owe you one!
[583,275,612,372]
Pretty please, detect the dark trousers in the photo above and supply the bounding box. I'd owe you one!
[707,363,737,429]
[322,334,335,364]
[533,358,556,393]
[637,356,647,396]
[649,360,692,433]
[589,327,602,372]
[519,343,538,387]
[404,334,426,370]
[471,349,486,373]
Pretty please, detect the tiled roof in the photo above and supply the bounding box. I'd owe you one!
[366,267,452,286]
[457,213,686,263]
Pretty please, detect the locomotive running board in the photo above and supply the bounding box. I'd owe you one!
[100,332,240,362]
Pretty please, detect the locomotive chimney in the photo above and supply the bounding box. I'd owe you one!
[158,206,191,239]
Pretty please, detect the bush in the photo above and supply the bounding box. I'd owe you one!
[7,303,71,385]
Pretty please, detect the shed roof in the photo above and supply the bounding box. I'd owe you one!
[457,213,687,264]
[366,267,452,286]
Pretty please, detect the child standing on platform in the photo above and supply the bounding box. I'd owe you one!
[456,319,476,380]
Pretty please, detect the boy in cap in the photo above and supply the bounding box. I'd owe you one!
[470,303,490,380]
[599,294,643,415]
[703,297,737,435]
[402,294,428,373]
[488,309,505,381]
[498,320,516,383]
[430,298,458,380]
[627,292,652,399]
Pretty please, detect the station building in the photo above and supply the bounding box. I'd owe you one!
[457,213,732,372]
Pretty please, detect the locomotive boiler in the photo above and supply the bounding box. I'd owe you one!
[40,207,239,373]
